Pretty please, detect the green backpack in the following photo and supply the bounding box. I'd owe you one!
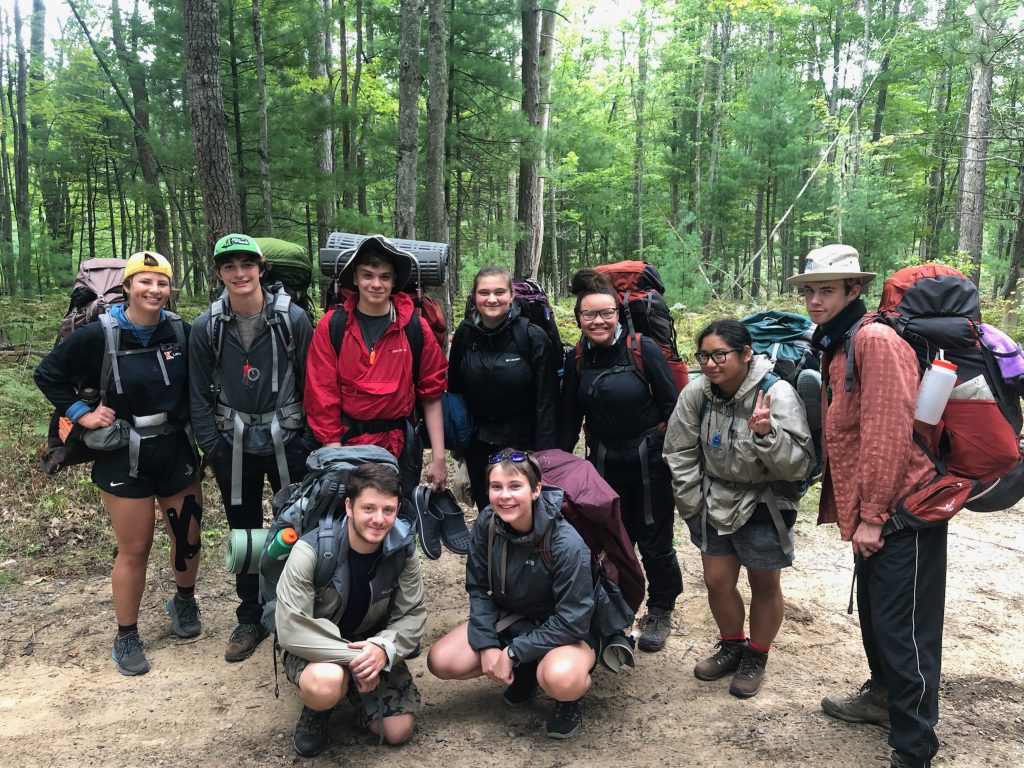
[254,237,315,322]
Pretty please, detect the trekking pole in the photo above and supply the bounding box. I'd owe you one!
[847,554,861,615]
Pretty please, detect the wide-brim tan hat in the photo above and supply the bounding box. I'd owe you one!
[787,244,876,286]
[336,234,415,293]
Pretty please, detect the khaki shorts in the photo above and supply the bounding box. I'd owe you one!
[283,651,421,726]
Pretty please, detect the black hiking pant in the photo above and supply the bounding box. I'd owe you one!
[600,449,683,613]
[208,438,311,625]
[858,524,947,766]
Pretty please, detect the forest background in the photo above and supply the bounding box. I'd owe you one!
[0,0,1020,321]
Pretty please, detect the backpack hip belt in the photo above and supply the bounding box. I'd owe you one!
[586,425,664,527]
[341,414,409,441]
[699,474,794,557]
[215,401,306,506]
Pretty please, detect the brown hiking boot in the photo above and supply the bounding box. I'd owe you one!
[224,622,269,662]
[821,679,890,728]
[693,639,747,681]
[728,647,768,698]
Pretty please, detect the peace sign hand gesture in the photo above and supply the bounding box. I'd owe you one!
[749,390,773,436]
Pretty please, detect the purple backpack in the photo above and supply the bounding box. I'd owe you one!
[979,323,1024,381]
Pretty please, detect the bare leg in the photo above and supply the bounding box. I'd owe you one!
[701,552,744,636]
[103,491,157,626]
[747,567,784,647]
[427,621,485,680]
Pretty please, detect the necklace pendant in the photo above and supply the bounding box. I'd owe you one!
[711,432,721,449]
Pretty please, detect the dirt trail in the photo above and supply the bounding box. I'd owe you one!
[1,509,1022,767]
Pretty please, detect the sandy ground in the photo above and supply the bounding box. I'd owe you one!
[1,505,1022,768]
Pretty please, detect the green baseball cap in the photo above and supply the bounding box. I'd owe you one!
[213,233,263,262]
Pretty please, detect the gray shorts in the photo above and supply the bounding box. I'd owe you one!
[685,504,796,570]
[283,651,421,726]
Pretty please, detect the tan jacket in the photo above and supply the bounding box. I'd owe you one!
[275,521,426,670]
[663,356,814,533]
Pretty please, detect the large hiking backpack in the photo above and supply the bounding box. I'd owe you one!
[591,260,688,391]
[254,237,315,322]
[259,445,404,633]
[41,259,128,474]
[741,310,818,381]
[845,264,1024,525]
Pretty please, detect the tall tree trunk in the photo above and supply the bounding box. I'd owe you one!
[871,0,901,142]
[692,22,712,238]
[631,10,648,256]
[338,0,351,208]
[13,1,32,295]
[957,0,999,285]
[752,185,764,299]
[513,0,540,277]
[227,0,248,229]
[30,0,66,268]
[0,27,16,293]
[531,3,556,270]
[701,14,730,277]
[999,160,1024,302]
[109,0,170,258]
[183,0,242,274]
[252,0,274,234]
[309,0,335,248]
[395,0,422,239]
[425,0,448,244]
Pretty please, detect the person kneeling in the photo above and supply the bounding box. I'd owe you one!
[428,449,596,739]
[275,463,425,755]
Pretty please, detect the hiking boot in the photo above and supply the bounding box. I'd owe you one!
[293,706,331,757]
[729,647,768,699]
[165,595,202,638]
[111,632,150,676]
[821,679,890,728]
[637,608,673,652]
[693,639,747,681]
[545,698,583,739]
[502,661,539,707]
[890,750,930,768]
[224,622,269,662]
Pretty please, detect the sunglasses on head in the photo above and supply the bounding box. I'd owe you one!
[488,450,533,465]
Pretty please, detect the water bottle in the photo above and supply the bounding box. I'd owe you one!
[267,527,298,559]
[914,359,958,425]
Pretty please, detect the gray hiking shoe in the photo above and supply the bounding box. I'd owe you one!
[224,622,269,662]
[637,608,673,652]
[821,679,890,728]
[293,706,331,757]
[728,647,768,698]
[694,639,747,681]
[112,632,150,676]
[165,595,202,638]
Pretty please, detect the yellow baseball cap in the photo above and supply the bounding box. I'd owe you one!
[124,251,173,281]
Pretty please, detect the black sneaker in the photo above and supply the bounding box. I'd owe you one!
[224,622,269,662]
[293,706,331,757]
[693,639,747,681]
[545,698,583,739]
[112,632,150,676]
[165,595,202,638]
[502,661,539,707]
[637,608,673,652]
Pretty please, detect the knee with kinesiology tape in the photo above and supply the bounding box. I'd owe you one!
[166,494,203,571]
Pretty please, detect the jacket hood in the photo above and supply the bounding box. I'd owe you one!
[699,354,775,403]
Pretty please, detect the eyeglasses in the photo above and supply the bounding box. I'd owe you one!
[579,307,618,321]
[695,349,740,365]
[488,450,532,465]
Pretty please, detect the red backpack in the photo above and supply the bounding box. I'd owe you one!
[575,260,688,392]
[844,264,1024,529]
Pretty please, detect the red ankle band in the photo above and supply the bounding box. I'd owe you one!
[748,639,771,653]
[720,632,746,642]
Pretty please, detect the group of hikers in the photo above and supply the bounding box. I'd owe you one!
[33,234,955,768]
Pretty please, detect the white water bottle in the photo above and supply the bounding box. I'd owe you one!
[914,359,958,425]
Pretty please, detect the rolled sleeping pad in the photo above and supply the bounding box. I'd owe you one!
[319,231,448,288]
[225,528,269,575]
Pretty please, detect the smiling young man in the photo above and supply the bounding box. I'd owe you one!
[304,235,448,493]
[789,245,944,768]
[189,234,314,662]
[275,462,425,755]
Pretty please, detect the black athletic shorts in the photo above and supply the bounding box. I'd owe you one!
[92,431,199,499]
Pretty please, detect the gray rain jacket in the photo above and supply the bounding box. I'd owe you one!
[663,356,813,533]
[275,516,425,670]
[466,486,594,664]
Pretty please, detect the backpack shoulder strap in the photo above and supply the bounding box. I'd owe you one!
[404,307,424,383]
[511,316,531,358]
[843,316,870,393]
[267,289,297,367]
[98,312,121,400]
[761,371,780,396]
[487,513,496,595]
[329,306,348,357]
[538,523,555,572]
[626,332,647,381]
[312,512,345,592]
